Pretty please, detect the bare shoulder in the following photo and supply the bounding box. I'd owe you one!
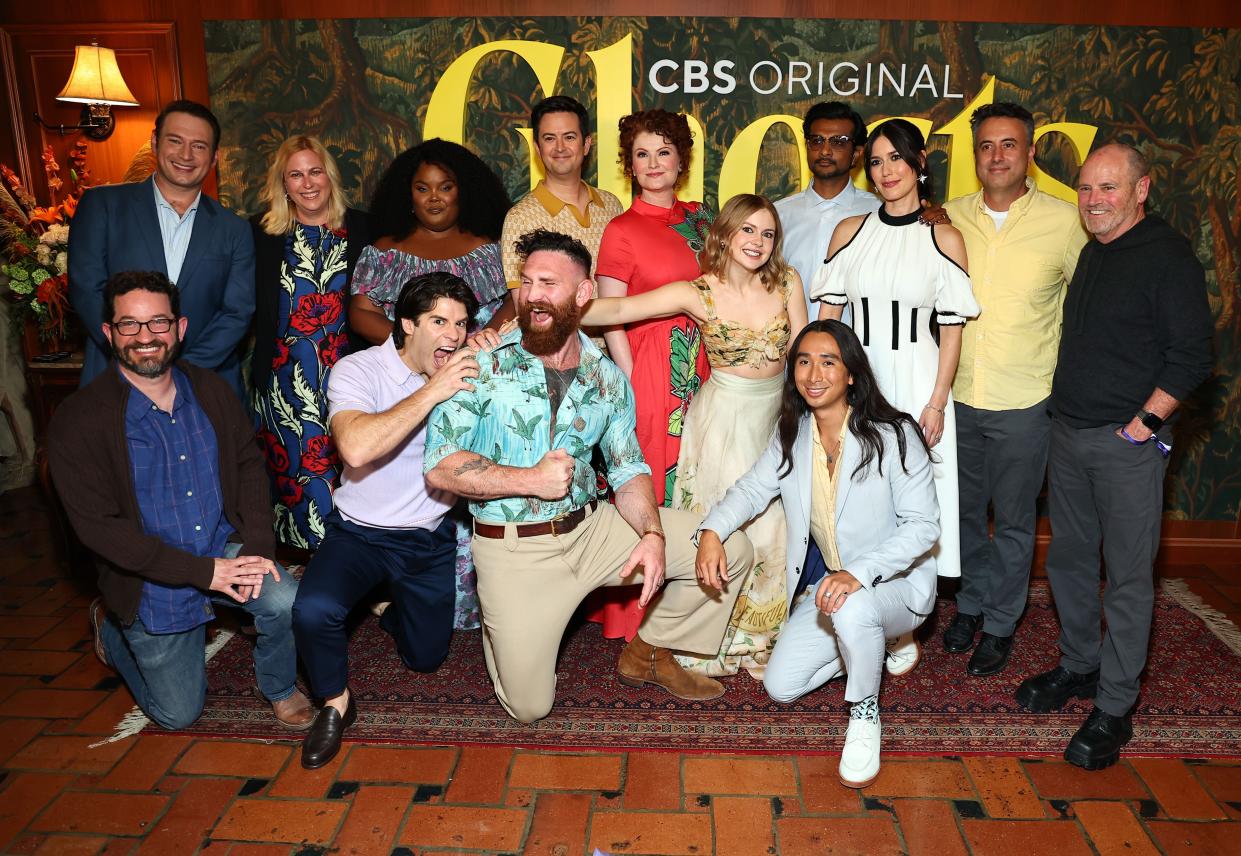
[931,222,968,262]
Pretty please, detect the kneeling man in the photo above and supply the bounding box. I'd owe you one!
[424,229,754,724]
[293,272,480,767]
[49,271,311,731]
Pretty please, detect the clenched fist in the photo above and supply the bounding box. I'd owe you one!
[532,448,575,500]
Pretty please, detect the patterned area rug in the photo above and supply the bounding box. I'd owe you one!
[145,579,1241,756]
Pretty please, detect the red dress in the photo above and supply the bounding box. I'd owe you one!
[587,196,713,639]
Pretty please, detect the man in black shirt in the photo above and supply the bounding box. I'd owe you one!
[1015,143,1213,770]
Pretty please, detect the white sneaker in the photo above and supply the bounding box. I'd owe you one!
[884,632,920,676]
[839,717,882,788]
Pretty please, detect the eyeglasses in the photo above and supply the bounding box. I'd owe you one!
[110,317,175,336]
[806,134,854,150]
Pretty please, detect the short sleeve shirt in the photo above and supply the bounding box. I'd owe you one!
[500,181,623,289]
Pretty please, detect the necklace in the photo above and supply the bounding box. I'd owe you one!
[825,437,841,465]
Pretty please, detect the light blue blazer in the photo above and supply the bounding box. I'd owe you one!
[700,413,941,609]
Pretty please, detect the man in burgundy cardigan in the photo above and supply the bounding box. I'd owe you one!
[49,270,312,731]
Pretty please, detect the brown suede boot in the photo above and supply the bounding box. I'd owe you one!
[617,635,725,700]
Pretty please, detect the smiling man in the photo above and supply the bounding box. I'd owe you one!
[497,96,623,333]
[423,229,753,725]
[941,103,1088,677]
[69,99,255,400]
[291,272,481,768]
[1016,142,1212,770]
[49,270,311,734]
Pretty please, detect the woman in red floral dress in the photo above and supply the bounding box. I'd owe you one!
[251,135,369,549]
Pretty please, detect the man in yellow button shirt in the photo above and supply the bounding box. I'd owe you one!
[942,103,1087,676]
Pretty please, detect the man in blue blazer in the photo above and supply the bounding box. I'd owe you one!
[69,99,255,400]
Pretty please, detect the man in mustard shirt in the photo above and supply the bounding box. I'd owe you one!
[942,103,1087,676]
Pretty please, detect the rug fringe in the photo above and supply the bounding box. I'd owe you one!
[89,628,237,747]
[1162,578,1241,657]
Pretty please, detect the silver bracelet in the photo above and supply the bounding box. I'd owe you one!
[923,403,945,414]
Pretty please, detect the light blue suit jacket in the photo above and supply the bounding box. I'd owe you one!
[700,414,941,608]
[68,178,256,399]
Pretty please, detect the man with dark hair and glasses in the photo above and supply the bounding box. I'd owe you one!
[292,271,481,768]
[774,102,880,320]
[48,270,312,733]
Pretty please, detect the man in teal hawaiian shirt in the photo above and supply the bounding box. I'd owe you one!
[425,229,753,724]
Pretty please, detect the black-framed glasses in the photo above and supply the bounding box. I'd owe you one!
[806,134,854,150]
[111,317,175,336]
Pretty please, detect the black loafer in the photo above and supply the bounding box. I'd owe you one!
[1015,665,1099,713]
[1064,707,1133,770]
[942,612,982,653]
[301,697,357,769]
[967,633,1014,676]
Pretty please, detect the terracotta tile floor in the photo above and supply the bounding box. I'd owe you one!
[2,485,1239,855]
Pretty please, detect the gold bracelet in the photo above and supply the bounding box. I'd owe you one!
[641,526,666,541]
[923,403,945,414]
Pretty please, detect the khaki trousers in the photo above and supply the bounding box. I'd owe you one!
[471,503,754,723]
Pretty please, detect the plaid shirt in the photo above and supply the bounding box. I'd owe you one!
[124,367,234,633]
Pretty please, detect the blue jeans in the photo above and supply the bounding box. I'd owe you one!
[99,543,300,730]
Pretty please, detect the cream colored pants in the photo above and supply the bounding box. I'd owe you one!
[471,503,754,723]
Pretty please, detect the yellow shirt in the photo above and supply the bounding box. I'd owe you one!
[500,180,624,289]
[945,179,1087,410]
[809,414,851,574]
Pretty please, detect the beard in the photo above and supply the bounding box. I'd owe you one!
[111,334,179,379]
[518,296,581,356]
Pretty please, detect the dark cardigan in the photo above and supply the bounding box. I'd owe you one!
[249,206,371,396]
[48,362,276,624]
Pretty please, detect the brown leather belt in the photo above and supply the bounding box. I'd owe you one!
[473,500,598,539]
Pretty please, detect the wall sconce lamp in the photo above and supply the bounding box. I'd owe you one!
[33,43,138,141]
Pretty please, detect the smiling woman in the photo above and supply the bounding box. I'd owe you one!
[250,134,372,551]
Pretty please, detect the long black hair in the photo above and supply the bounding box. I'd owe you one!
[777,319,931,479]
[367,138,511,242]
[864,118,933,205]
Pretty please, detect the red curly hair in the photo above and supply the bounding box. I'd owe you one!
[618,109,694,187]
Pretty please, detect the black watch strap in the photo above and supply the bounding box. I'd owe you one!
[1138,408,1164,432]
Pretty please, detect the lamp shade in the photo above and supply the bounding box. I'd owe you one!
[56,44,138,106]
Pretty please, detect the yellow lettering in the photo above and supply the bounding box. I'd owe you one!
[423,39,565,147]
[1032,123,1099,203]
[718,115,807,207]
[586,35,633,205]
[684,114,707,205]
[930,77,995,201]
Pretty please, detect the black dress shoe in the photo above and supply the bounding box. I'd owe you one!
[1064,707,1133,770]
[1015,665,1099,713]
[967,633,1014,676]
[942,612,982,653]
[301,697,357,769]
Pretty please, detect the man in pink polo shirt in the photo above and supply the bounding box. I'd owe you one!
[291,271,481,769]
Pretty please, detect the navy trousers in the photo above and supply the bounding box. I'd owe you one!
[292,512,457,698]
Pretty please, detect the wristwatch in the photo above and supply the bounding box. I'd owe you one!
[1137,408,1164,432]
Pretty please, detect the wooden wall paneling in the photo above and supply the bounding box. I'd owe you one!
[0,23,181,197]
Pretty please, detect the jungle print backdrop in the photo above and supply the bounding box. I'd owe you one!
[203,17,1240,521]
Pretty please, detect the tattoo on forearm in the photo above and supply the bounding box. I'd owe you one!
[453,455,494,477]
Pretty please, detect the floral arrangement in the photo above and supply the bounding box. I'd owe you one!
[0,142,90,341]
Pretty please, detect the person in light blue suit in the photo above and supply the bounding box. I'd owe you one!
[696,319,939,789]
[69,100,255,400]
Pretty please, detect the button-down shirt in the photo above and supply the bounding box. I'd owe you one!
[775,181,880,319]
[151,178,200,285]
[808,415,849,580]
[125,366,231,633]
[328,336,455,530]
[945,180,1088,411]
[424,328,649,523]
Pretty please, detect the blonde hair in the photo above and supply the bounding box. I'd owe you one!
[698,194,790,290]
[259,135,347,235]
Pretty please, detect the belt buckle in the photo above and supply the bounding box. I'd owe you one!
[548,511,568,537]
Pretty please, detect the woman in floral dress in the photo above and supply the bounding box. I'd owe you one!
[583,194,808,677]
[349,139,512,630]
[251,135,370,550]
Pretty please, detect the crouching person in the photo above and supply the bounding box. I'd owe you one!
[49,271,312,732]
[697,320,940,787]
[292,272,480,768]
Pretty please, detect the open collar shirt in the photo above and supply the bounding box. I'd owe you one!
[423,328,649,523]
[150,177,201,285]
[945,179,1088,411]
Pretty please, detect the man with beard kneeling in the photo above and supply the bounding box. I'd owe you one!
[424,229,755,723]
[49,270,312,732]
